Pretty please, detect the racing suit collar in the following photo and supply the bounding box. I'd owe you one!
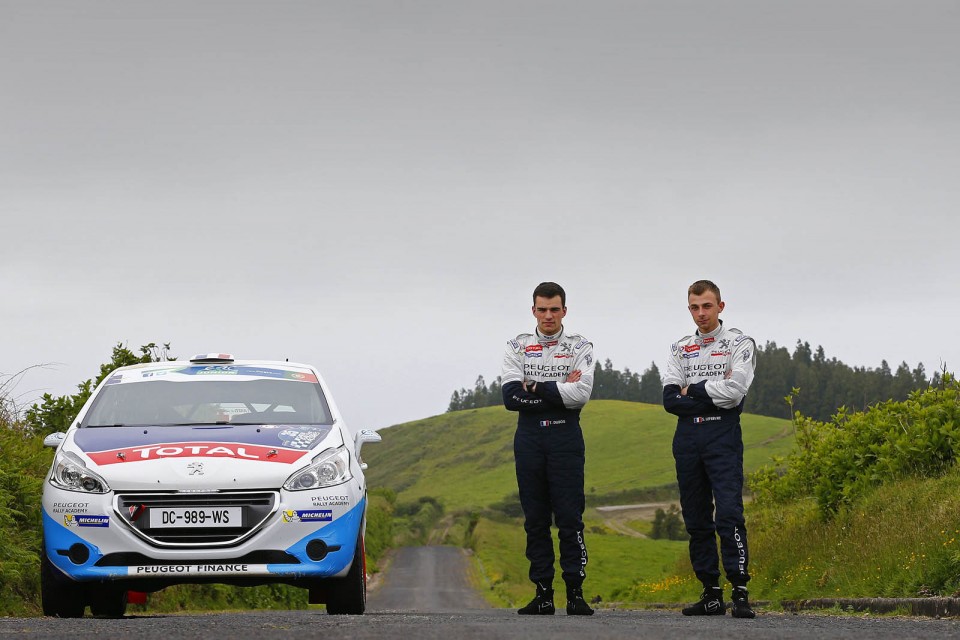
[696,319,724,340]
[536,327,564,344]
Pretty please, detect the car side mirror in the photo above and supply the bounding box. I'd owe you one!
[354,429,382,470]
[43,432,67,448]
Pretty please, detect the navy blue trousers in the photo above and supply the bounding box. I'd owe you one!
[673,420,750,586]
[514,423,587,587]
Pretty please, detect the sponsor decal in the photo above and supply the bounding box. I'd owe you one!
[278,428,327,450]
[85,441,304,465]
[193,365,237,375]
[577,529,588,575]
[283,371,319,383]
[74,425,333,453]
[541,340,559,347]
[697,336,715,346]
[538,419,567,427]
[509,339,521,352]
[558,342,573,355]
[525,352,543,358]
[172,365,318,383]
[671,343,679,355]
[524,363,571,373]
[282,509,333,523]
[733,334,749,346]
[131,564,254,575]
[735,526,747,575]
[105,375,123,385]
[51,502,90,514]
[718,339,731,349]
[743,349,752,362]
[683,344,700,353]
[554,354,574,359]
[312,495,350,507]
[710,351,732,357]
[525,344,543,353]
[574,339,588,350]
[64,514,110,528]
[692,416,723,424]
[585,355,593,366]
[681,352,700,359]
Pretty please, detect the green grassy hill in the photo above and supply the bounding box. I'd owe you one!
[363,400,794,606]
[364,400,793,511]
[364,384,960,609]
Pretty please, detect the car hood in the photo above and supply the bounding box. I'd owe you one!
[67,424,340,490]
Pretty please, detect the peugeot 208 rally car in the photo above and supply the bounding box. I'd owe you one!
[41,354,381,618]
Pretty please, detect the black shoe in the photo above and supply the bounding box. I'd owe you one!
[565,586,594,616]
[518,582,555,615]
[730,586,756,619]
[681,586,725,616]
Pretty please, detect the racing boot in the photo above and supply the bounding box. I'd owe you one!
[517,581,555,615]
[565,585,594,616]
[681,586,725,616]
[730,585,756,619]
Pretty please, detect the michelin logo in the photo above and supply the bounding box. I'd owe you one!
[282,509,333,523]
[64,514,110,528]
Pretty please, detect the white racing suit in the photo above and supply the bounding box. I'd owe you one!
[661,320,756,588]
[501,328,594,588]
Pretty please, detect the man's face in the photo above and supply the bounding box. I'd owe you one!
[532,295,566,335]
[688,291,724,334]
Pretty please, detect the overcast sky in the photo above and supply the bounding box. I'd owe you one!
[2,1,957,432]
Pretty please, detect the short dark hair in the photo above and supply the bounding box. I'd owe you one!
[688,279,721,302]
[533,281,566,307]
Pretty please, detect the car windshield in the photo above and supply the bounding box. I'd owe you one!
[81,378,333,427]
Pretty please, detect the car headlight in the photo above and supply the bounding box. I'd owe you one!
[49,451,110,494]
[283,446,352,491]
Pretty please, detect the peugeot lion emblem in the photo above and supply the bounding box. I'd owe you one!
[187,462,205,476]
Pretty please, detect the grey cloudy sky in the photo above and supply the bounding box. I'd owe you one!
[3,1,957,432]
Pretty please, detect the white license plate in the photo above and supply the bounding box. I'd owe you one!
[149,507,243,529]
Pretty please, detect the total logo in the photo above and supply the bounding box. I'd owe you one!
[86,442,304,465]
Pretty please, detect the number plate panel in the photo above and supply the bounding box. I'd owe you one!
[149,507,243,529]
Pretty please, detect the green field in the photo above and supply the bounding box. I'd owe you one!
[364,400,793,606]
[364,400,793,512]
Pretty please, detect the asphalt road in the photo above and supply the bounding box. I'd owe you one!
[367,545,489,612]
[3,545,958,639]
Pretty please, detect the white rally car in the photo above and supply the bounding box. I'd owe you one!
[40,354,381,618]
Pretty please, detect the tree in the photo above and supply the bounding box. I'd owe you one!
[651,505,688,541]
[24,342,175,436]
[638,362,662,404]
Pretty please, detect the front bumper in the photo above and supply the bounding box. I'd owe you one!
[43,486,365,589]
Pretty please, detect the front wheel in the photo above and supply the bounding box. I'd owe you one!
[326,533,366,615]
[89,585,128,618]
[40,553,86,618]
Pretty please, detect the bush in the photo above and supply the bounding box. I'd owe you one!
[650,505,688,541]
[750,374,960,519]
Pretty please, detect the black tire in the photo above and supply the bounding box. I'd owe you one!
[326,533,366,615]
[40,553,86,618]
[89,585,128,618]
